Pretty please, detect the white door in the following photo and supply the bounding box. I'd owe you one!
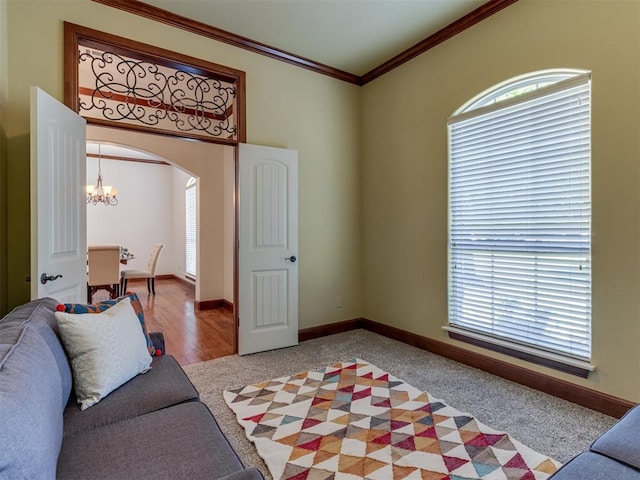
[238,144,298,355]
[30,87,87,302]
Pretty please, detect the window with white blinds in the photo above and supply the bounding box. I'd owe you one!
[185,177,197,279]
[447,71,592,362]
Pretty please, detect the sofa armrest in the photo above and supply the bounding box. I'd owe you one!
[590,403,640,470]
[548,452,640,479]
[217,468,265,480]
[149,331,165,355]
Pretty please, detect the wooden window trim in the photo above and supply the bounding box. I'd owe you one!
[446,330,593,378]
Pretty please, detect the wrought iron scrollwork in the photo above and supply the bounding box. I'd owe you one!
[78,49,237,139]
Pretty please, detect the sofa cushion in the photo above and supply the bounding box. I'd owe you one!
[60,292,156,355]
[549,452,640,479]
[58,402,246,480]
[55,297,153,410]
[590,403,640,470]
[0,326,65,480]
[64,354,199,436]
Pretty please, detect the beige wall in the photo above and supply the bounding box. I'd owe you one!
[0,0,7,314]
[224,146,235,303]
[361,0,640,401]
[3,0,363,328]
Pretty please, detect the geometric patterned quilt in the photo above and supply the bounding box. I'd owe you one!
[223,359,560,480]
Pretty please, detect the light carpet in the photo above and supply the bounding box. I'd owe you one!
[183,330,616,480]
[224,358,560,480]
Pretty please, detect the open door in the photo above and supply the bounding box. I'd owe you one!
[30,87,87,302]
[238,144,298,355]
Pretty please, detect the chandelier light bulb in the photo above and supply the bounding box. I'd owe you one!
[86,144,118,206]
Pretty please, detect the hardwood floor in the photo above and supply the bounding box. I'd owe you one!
[92,277,235,365]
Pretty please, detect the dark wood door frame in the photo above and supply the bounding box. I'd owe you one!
[64,22,245,354]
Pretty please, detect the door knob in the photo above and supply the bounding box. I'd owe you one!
[285,256,297,263]
[40,273,63,285]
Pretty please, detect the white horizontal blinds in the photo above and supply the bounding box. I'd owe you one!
[185,181,197,278]
[448,73,591,360]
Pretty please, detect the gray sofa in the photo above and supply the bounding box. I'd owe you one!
[550,403,640,479]
[0,297,264,480]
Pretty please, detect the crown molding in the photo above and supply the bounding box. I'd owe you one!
[90,0,518,86]
[360,0,519,85]
[90,0,361,85]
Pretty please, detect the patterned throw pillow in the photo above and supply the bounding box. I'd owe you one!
[55,297,153,410]
[58,293,157,356]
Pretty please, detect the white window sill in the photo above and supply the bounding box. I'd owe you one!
[442,325,596,378]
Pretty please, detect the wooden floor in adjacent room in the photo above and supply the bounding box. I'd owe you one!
[93,277,235,366]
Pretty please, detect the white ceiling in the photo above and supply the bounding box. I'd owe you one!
[137,0,487,76]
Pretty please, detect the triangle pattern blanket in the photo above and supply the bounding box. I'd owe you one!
[224,358,561,480]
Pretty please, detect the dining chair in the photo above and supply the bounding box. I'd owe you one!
[120,243,164,295]
[87,245,121,303]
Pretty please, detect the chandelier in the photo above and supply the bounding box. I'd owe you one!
[86,145,118,206]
